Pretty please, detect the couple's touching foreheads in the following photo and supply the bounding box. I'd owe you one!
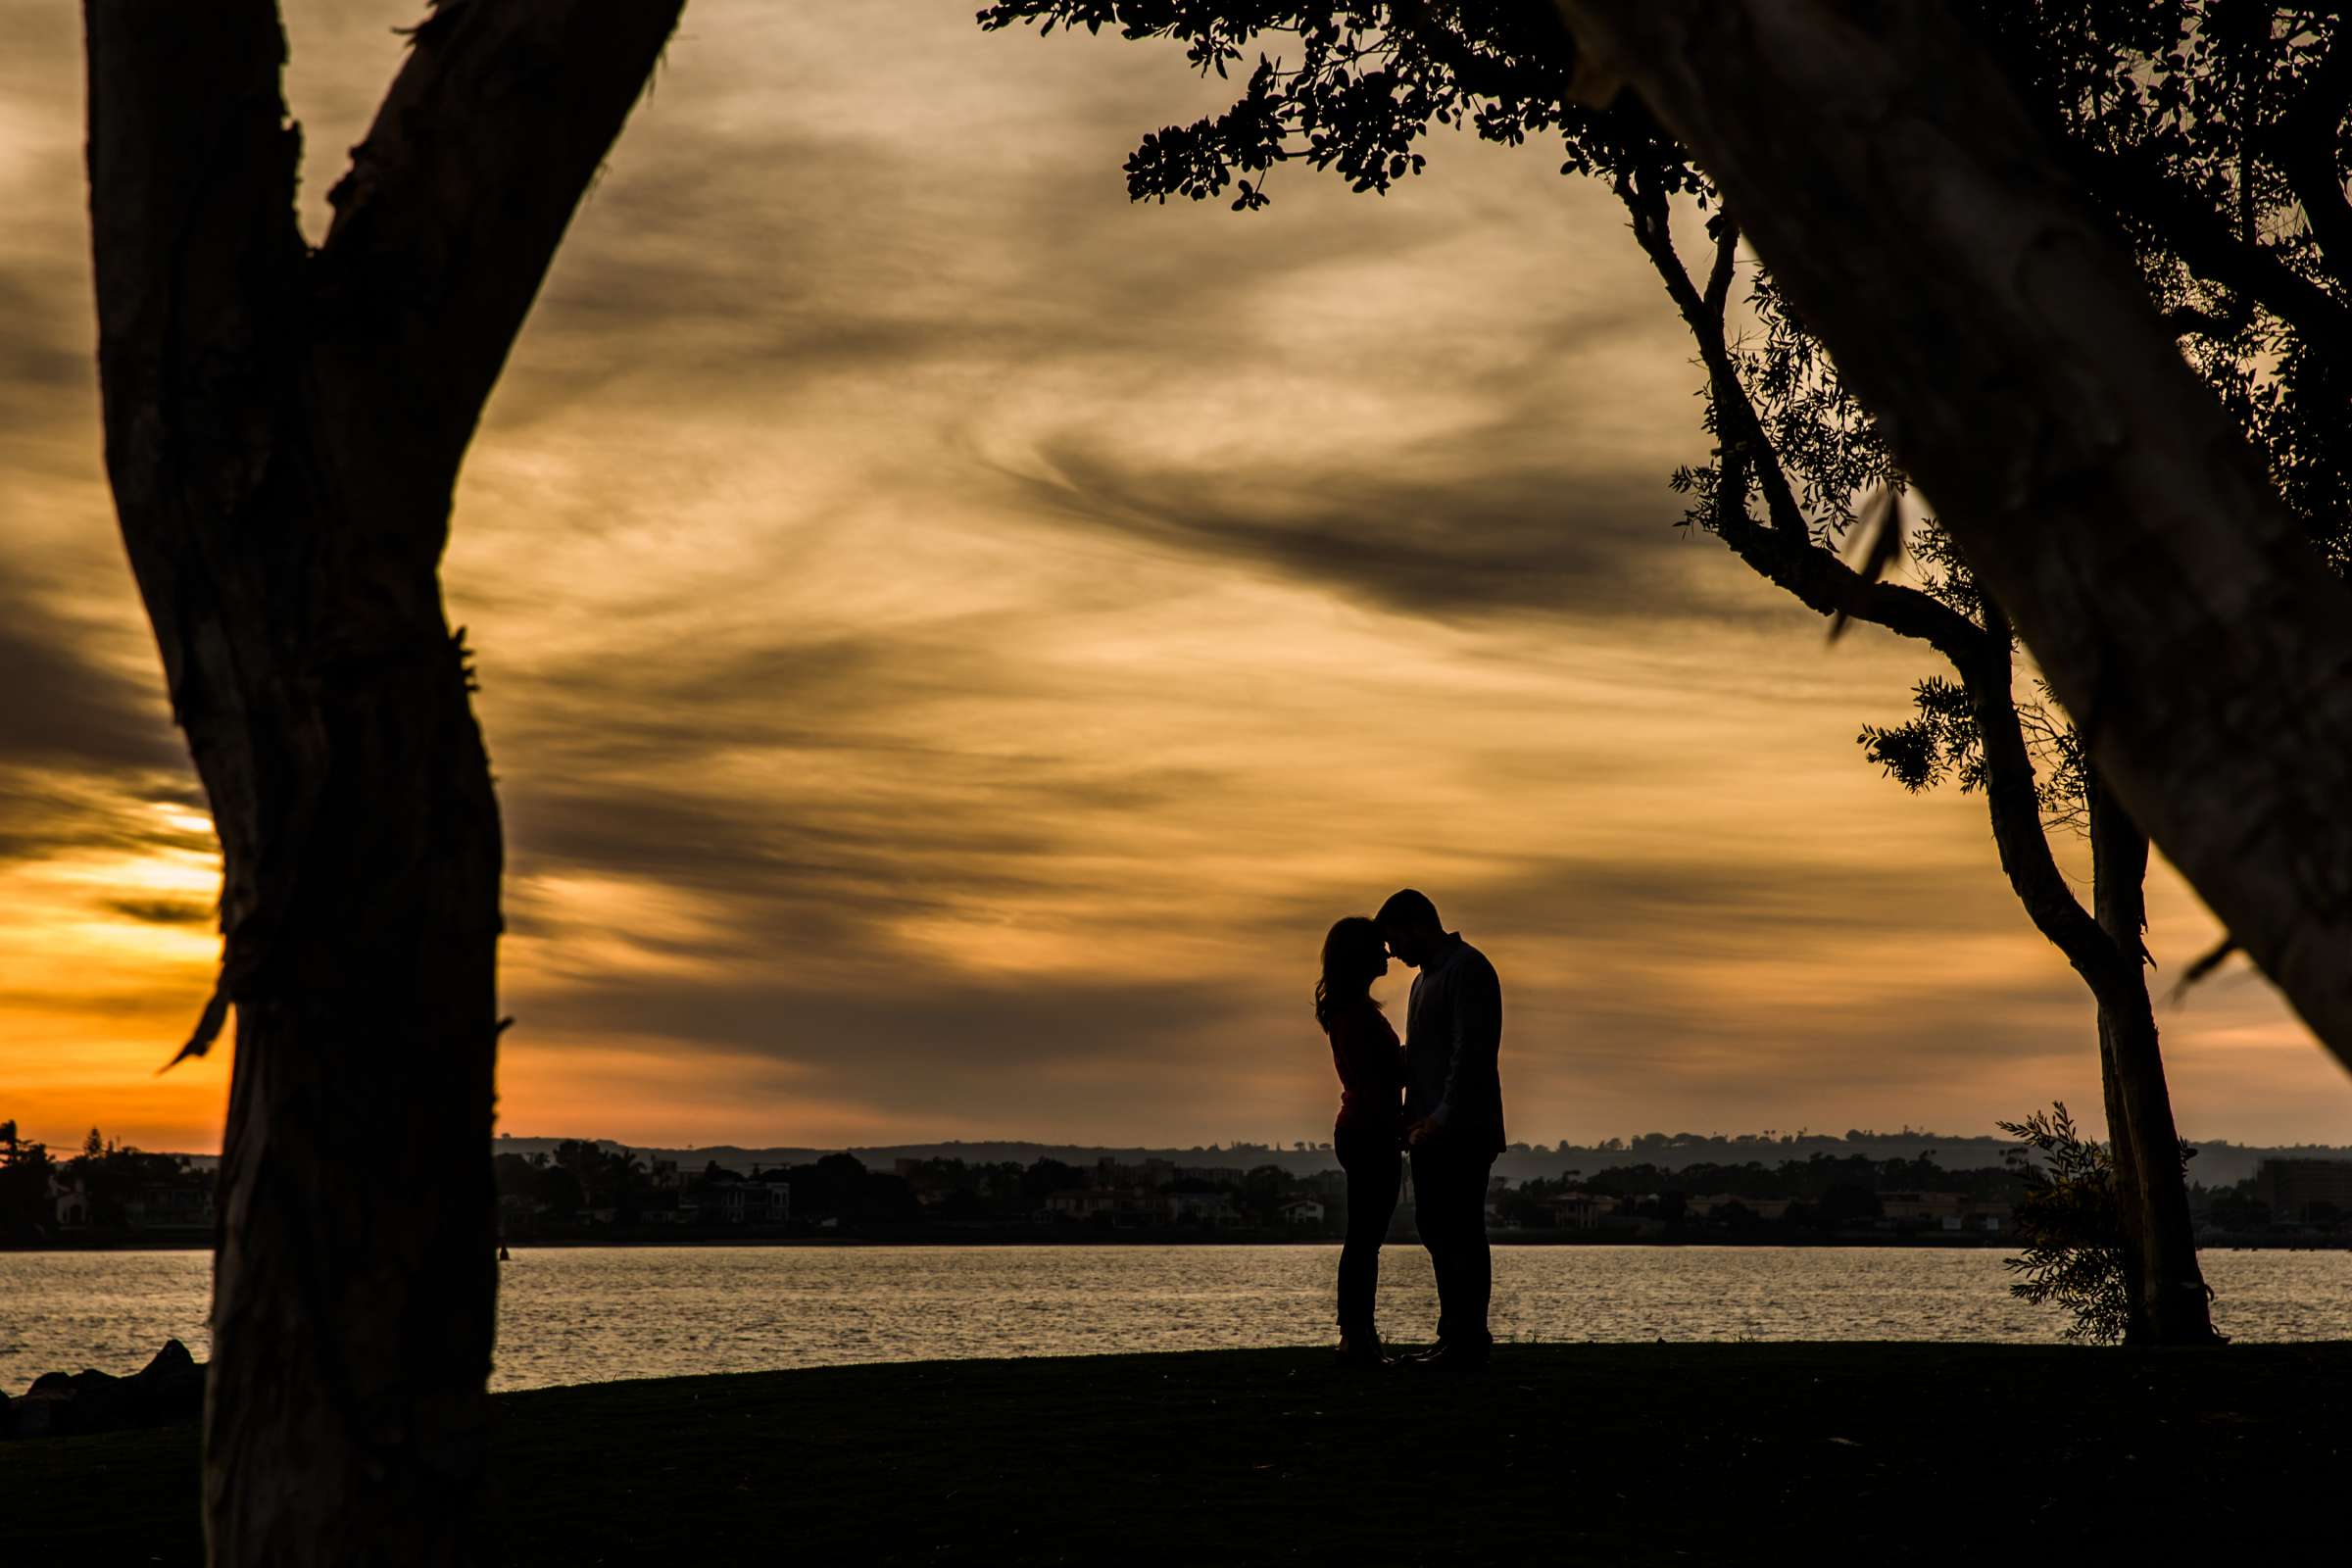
[1316,890,1504,1373]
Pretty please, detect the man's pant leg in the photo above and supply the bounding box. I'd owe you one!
[1412,1147,1494,1348]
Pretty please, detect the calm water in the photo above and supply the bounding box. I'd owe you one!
[4,1246,2346,1393]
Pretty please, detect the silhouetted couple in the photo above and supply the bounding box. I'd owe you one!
[1316,890,1504,1373]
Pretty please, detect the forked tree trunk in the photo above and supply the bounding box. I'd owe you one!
[1553,0,2352,1071]
[2088,777,2220,1344]
[82,4,682,1560]
[1615,175,2217,1340]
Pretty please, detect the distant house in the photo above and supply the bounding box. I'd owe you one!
[1881,1192,1967,1224]
[1163,1191,1236,1226]
[697,1180,791,1225]
[1548,1193,1617,1230]
[49,1176,88,1230]
[1046,1189,1119,1220]
[1279,1197,1325,1226]
[1957,1202,2012,1235]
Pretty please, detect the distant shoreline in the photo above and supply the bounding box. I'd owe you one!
[8,1232,2346,1254]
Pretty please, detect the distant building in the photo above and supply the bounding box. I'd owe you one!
[1047,1189,1119,1220]
[2256,1158,2352,1220]
[1957,1201,2012,1235]
[1163,1191,1236,1226]
[1279,1198,1326,1226]
[1548,1193,1617,1230]
[697,1180,791,1225]
[1881,1192,1967,1224]
[48,1175,88,1230]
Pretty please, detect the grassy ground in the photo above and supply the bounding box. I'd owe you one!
[7,1343,2347,1563]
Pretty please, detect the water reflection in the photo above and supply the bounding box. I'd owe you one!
[4,1246,2346,1392]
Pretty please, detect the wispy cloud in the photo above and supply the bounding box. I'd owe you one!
[0,0,2335,1152]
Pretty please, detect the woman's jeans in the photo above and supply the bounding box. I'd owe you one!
[1335,1124,1401,1334]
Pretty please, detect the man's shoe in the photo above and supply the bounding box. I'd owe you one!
[1411,1341,1492,1376]
[1334,1331,1386,1368]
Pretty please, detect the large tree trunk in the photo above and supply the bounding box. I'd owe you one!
[1552,0,2352,1071]
[2088,775,2221,1345]
[2093,1012,2151,1345]
[82,4,681,1560]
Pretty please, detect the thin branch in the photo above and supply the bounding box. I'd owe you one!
[1616,165,1989,664]
[2076,137,2352,361]
[1963,610,2136,1002]
[1701,208,1740,320]
[2268,19,2352,278]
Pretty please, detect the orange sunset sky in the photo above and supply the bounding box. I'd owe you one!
[2,1,2345,1155]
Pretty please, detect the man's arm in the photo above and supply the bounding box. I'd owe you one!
[1425,956,1501,1135]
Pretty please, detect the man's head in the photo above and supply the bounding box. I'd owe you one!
[1375,888,1445,968]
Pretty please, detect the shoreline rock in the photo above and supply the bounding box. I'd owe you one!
[4,1339,205,1440]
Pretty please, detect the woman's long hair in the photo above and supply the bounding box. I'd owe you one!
[1314,916,1387,1032]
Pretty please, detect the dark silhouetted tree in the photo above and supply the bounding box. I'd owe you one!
[81,2,681,1558]
[1541,1,2352,1073]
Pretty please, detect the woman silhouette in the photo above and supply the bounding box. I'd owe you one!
[1315,915,1403,1366]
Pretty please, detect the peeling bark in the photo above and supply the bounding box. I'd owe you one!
[82,3,682,1560]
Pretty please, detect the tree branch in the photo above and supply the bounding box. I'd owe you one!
[308,0,686,513]
[1617,151,2119,996]
[1700,208,1739,320]
[2076,137,2352,361]
[84,1,314,976]
[1615,166,1990,666]
[1556,0,2352,1068]
[1384,0,1575,107]
[2269,20,2352,280]
[1960,608,2135,1003]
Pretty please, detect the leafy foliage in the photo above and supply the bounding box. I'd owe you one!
[975,3,1696,209]
[1998,1103,2130,1344]
[1998,1102,2200,1345]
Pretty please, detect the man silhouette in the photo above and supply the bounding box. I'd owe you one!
[1377,889,1504,1371]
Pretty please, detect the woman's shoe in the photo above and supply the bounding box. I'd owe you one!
[1334,1329,1386,1367]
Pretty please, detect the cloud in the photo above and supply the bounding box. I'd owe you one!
[0,606,180,778]
[3,0,2338,1154]
[1005,437,1696,622]
[104,898,213,927]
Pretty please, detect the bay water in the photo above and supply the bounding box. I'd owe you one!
[5,1245,2346,1394]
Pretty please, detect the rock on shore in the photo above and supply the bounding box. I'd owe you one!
[3,1340,206,1440]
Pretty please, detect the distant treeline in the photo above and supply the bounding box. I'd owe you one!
[1556,1152,2021,1202]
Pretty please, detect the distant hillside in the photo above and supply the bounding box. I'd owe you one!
[490,1131,2352,1187]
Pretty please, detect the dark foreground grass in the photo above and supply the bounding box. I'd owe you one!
[7,1343,2348,1563]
